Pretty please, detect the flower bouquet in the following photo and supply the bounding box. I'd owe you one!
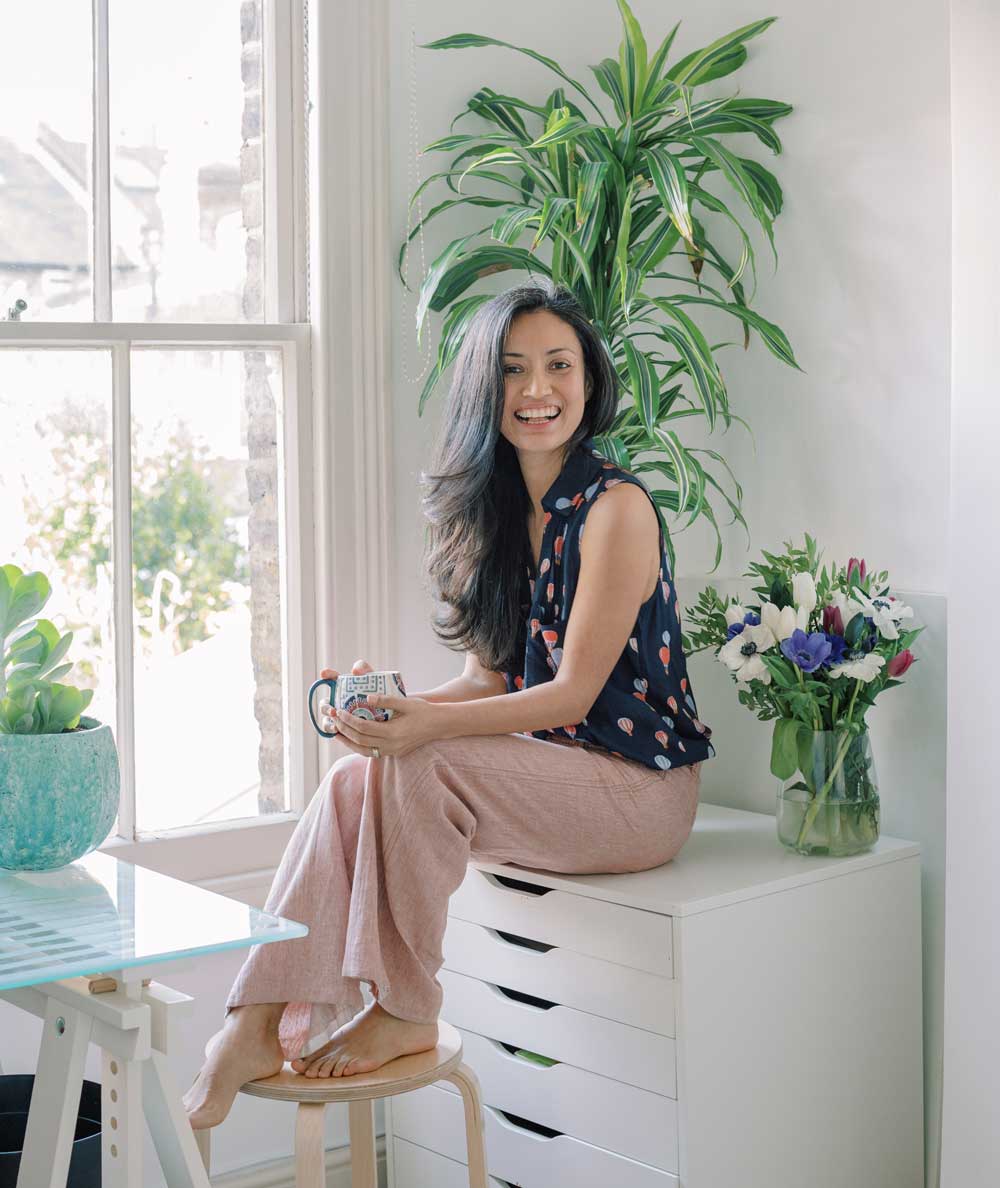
[685,535,922,855]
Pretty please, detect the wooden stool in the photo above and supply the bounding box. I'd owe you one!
[193,1020,487,1187]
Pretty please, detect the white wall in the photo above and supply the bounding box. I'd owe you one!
[387,2,950,1184]
[941,0,1000,1184]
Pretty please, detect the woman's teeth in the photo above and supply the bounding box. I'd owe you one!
[515,407,560,423]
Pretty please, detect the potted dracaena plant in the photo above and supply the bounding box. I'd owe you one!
[401,1,801,570]
[0,564,120,871]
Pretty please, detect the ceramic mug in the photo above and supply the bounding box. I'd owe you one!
[307,670,407,737]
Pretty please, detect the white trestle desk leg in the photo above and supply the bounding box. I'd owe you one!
[16,997,92,1188]
[101,1046,143,1186]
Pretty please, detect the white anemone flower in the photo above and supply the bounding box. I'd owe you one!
[792,572,817,615]
[725,602,748,627]
[760,600,797,641]
[828,653,885,682]
[828,588,867,629]
[719,622,777,685]
[851,587,914,641]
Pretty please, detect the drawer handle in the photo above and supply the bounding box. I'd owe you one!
[490,927,555,954]
[484,872,553,897]
[491,983,557,1011]
[494,1038,559,1068]
[488,1105,562,1140]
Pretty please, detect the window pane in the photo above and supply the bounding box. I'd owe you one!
[130,349,286,832]
[110,0,263,322]
[0,350,116,737]
[0,7,94,321]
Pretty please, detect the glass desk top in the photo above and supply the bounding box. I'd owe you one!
[0,850,308,991]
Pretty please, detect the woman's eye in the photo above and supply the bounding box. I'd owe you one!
[551,360,570,370]
[503,366,521,375]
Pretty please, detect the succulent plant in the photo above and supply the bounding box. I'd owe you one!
[0,564,95,735]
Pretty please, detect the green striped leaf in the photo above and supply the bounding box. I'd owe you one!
[417,241,550,336]
[645,20,681,98]
[529,108,592,150]
[591,433,632,469]
[615,0,648,116]
[456,148,556,196]
[651,425,691,518]
[418,294,493,413]
[399,195,513,284]
[532,195,574,249]
[642,147,694,246]
[612,184,635,313]
[633,217,681,276]
[689,135,776,266]
[688,184,756,294]
[622,338,658,433]
[575,161,608,228]
[422,33,606,121]
[666,18,777,88]
[422,132,517,154]
[491,206,540,245]
[590,59,626,122]
[740,157,784,217]
[666,294,802,370]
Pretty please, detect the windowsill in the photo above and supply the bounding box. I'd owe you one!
[99,811,300,884]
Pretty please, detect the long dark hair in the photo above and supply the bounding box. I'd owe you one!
[419,280,619,674]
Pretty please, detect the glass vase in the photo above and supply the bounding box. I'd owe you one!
[776,727,880,857]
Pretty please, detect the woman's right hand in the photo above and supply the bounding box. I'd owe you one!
[317,659,375,735]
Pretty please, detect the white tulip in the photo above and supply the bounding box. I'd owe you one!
[792,572,817,614]
[760,600,797,641]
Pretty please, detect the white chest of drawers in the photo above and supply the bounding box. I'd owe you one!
[386,801,924,1188]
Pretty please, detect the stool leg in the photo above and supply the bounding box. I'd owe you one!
[294,1102,327,1188]
[443,1063,488,1188]
[348,1098,378,1188]
[193,1127,211,1173]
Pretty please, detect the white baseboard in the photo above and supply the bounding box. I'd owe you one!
[209,1135,386,1187]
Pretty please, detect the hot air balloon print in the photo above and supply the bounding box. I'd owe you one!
[659,645,671,669]
[541,629,559,648]
[530,618,541,637]
[539,557,550,575]
[514,675,524,689]
[546,582,555,602]
[667,696,679,713]
[654,755,672,770]
[655,730,669,748]
[551,648,563,668]
[634,677,648,693]
[554,534,564,561]
[617,717,634,737]
[628,637,639,652]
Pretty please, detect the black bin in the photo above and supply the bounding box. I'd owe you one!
[0,1075,101,1187]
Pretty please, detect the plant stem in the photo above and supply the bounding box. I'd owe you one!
[794,728,855,850]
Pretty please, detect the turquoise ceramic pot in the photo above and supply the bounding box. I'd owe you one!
[0,716,120,871]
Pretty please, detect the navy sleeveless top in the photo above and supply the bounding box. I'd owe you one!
[501,436,715,772]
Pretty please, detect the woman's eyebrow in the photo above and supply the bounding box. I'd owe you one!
[502,347,578,357]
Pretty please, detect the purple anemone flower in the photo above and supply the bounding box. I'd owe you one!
[822,633,847,666]
[780,628,832,673]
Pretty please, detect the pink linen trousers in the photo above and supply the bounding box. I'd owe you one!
[225,732,702,1061]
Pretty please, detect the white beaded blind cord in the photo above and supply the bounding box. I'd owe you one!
[401,15,434,387]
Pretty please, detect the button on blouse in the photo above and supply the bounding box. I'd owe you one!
[501,436,715,773]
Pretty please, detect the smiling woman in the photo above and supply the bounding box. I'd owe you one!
[189,281,711,1123]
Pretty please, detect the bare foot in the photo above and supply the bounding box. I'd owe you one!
[183,1004,286,1129]
[289,1001,437,1078]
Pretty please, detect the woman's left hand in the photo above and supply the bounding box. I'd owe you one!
[327,693,444,759]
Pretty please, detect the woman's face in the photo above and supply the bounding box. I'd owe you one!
[499,309,588,456]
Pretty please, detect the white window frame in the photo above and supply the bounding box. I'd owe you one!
[0,0,366,884]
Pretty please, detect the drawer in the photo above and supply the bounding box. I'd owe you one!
[391,1136,510,1188]
[440,1027,677,1172]
[439,968,676,1097]
[450,867,673,977]
[392,1083,677,1188]
[443,916,676,1036]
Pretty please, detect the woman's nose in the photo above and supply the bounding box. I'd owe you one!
[523,370,552,397]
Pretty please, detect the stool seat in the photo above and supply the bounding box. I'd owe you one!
[237,1019,464,1103]
[194,1017,488,1187]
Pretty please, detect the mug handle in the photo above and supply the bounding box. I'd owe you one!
[307,676,337,737]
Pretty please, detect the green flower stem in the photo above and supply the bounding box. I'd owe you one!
[795,728,854,851]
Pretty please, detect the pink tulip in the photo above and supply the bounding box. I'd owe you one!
[887,649,914,677]
[847,556,868,585]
